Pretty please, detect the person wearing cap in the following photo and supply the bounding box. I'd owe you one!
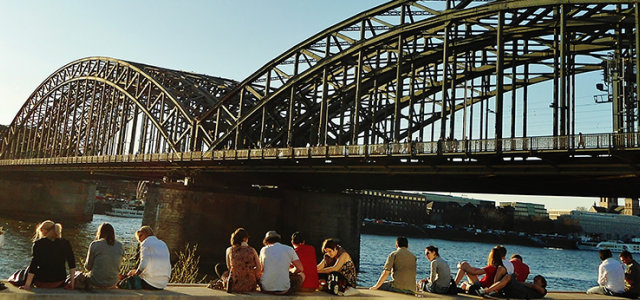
[259,230,304,294]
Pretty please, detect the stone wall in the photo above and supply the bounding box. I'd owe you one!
[144,183,361,269]
[0,176,95,222]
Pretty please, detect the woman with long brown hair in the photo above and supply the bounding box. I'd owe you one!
[21,220,75,290]
[75,222,124,289]
[454,245,507,295]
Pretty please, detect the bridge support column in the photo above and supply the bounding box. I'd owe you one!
[0,177,95,222]
[143,183,361,269]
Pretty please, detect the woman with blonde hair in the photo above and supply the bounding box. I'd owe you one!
[21,220,75,290]
[75,223,124,289]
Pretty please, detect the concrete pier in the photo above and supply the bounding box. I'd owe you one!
[0,176,94,222]
[143,183,361,268]
[0,284,629,300]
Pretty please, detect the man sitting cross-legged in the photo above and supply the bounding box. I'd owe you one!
[477,274,547,299]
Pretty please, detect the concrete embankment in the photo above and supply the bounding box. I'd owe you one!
[0,283,629,300]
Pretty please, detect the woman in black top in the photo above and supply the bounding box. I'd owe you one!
[21,220,75,290]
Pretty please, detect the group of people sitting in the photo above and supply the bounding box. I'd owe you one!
[211,228,358,295]
[369,236,548,298]
[8,220,171,291]
[587,249,640,298]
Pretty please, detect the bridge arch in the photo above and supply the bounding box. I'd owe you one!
[203,0,639,150]
[1,57,237,159]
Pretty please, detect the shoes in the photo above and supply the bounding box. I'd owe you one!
[476,287,487,296]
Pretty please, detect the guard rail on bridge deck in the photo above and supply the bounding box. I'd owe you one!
[0,132,638,167]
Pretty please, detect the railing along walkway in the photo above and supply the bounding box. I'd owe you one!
[1,132,639,166]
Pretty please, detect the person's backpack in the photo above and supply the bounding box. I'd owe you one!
[326,272,348,295]
[446,279,458,295]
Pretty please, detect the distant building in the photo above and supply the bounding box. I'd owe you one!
[499,202,549,219]
[560,210,640,240]
[354,190,495,224]
[548,210,572,220]
[590,197,640,216]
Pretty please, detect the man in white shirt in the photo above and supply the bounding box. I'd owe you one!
[587,249,625,296]
[259,230,304,294]
[127,226,171,290]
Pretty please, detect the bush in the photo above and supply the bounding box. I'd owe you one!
[170,243,204,283]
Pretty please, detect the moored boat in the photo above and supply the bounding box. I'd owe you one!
[106,204,144,218]
[596,240,640,254]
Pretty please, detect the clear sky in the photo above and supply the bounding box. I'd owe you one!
[0,0,605,210]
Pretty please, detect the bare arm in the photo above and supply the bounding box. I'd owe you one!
[524,282,546,295]
[291,259,304,274]
[370,269,390,289]
[318,252,351,274]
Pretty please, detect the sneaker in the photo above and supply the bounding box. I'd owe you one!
[476,287,487,296]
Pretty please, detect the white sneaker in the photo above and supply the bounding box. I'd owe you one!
[341,287,360,296]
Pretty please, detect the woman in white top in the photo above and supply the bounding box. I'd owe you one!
[127,226,171,289]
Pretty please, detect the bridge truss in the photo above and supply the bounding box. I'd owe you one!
[1,0,639,160]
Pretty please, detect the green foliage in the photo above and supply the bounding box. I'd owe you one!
[119,245,140,275]
[170,243,204,283]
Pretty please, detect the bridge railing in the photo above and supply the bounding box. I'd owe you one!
[2,132,640,166]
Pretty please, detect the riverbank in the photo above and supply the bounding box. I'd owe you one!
[0,283,629,300]
[361,223,577,249]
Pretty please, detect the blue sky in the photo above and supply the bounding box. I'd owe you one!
[0,0,603,210]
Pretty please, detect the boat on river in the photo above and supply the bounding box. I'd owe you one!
[596,240,640,253]
[576,240,599,251]
[106,204,144,218]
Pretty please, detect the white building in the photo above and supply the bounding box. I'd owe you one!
[561,210,640,240]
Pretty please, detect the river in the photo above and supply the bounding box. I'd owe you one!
[0,216,601,291]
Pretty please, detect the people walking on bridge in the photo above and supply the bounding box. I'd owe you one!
[586,249,625,296]
[317,238,358,295]
[259,230,304,295]
[290,232,319,292]
[454,246,506,295]
[74,223,124,289]
[125,226,171,290]
[419,245,454,294]
[20,220,75,290]
[369,236,416,294]
[619,250,640,298]
[219,228,261,293]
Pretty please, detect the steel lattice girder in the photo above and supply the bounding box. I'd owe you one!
[202,0,639,150]
[1,57,237,159]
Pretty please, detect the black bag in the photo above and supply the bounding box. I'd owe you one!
[7,268,29,287]
[446,279,458,295]
[326,272,348,295]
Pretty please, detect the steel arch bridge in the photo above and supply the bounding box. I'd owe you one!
[1,0,639,160]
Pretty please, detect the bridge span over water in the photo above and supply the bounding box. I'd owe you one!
[0,0,638,265]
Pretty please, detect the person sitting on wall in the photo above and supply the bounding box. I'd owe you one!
[477,274,548,298]
[419,245,453,294]
[454,246,506,295]
[369,236,416,294]
[619,250,640,299]
[259,230,304,295]
[586,249,625,296]
[510,254,530,282]
[290,232,319,292]
[21,220,75,290]
[125,226,171,290]
[75,223,124,289]
[215,228,261,292]
[317,238,358,295]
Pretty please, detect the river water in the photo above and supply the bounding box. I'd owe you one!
[0,216,601,291]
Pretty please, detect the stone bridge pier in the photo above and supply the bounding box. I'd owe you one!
[142,182,361,270]
[0,176,95,222]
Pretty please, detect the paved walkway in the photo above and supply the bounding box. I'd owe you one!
[0,283,630,299]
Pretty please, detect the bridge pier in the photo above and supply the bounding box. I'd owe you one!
[143,183,361,270]
[0,177,94,222]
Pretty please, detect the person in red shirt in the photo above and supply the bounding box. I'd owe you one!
[454,246,506,295]
[510,254,530,282]
[291,232,319,291]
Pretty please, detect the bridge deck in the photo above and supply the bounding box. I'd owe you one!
[0,283,628,300]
